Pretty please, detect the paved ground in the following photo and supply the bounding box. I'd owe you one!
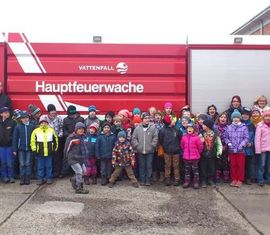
[0,179,269,235]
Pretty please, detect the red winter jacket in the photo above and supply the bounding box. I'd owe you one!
[181,133,203,161]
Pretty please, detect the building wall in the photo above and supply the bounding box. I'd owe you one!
[252,22,270,35]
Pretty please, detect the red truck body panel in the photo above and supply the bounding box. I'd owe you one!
[5,33,187,114]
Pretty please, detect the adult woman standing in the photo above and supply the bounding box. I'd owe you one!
[253,95,270,115]
[225,95,243,121]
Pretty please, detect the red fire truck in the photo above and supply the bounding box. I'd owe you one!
[1,33,269,115]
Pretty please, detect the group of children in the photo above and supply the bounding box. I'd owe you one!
[0,94,270,194]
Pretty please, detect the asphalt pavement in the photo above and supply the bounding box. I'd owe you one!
[0,179,269,235]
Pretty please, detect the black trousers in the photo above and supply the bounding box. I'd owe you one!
[100,158,112,178]
[200,157,216,182]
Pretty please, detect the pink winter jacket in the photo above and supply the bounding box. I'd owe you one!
[181,133,203,160]
[255,122,270,154]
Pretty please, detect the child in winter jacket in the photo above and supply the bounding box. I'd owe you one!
[64,122,89,194]
[148,106,157,125]
[242,107,256,184]
[207,104,219,122]
[200,119,222,187]
[111,115,124,137]
[251,108,262,127]
[95,122,116,185]
[163,102,177,123]
[0,107,16,183]
[31,115,58,185]
[215,112,230,183]
[12,111,35,185]
[101,111,115,128]
[224,109,249,187]
[159,115,182,186]
[62,105,84,176]
[153,110,165,182]
[255,110,270,186]
[131,112,158,186]
[108,131,139,188]
[181,123,203,189]
[84,105,100,129]
[84,122,99,185]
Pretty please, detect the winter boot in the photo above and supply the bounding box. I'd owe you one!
[91,176,97,185]
[152,171,158,182]
[25,176,30,185]
[173,179,180,186]
[20,176,25,185]
[164,177,171,186]
[108,182,115,188]
[223,171,230,183]
[182,176,190,188]
[70,177,77,190]
[46,178,53,184]
[201,181,207,188]
[9,178,15,183]
[75,183,89,194]
[84,176,90,185]
[193,175,200,189]
[215,170,221,183]
[208,179,216,187]
[132,182,139,188]
[159,172,165,182]
[101,177,107,186]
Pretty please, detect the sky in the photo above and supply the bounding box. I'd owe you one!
[0,0,269,43]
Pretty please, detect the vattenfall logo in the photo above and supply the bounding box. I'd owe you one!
[78,62,128,74]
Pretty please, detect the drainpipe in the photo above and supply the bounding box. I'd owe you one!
[259,19,264,35]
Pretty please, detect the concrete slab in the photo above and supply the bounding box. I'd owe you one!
[37,201,84,215]
[0,182,38,225]
[0,179,259,234]
[218,184,270,235]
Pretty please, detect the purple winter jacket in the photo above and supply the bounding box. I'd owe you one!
[223,123,249,153]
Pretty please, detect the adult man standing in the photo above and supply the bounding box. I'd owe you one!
[0,81,12,110]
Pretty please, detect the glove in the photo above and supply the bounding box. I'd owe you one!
[228,143,234,153]
[217,154,221,159]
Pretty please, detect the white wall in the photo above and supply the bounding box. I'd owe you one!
[190,49,270,113]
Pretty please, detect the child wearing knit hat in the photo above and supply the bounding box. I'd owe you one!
[215,112,230,183]
[108,131,139,188]
[96,122,116,185]
[111,115,124,137]
[242,107,256,184]
[200,119,222,188]
[84,122,99,185]
[46,104,64,178]
[132,116,142,128]
[31,115,58,185]
[251,108,262,127]
[84,105,101,130]
[181,123,203,189]
[159,115,182,186]
[132,107,141,117]
[255,110,270,186]
[64,122,89,194]
[0,107,16,183]
[224,109,249,187]
[163,102,177,124]
[28,104,42,127]
[12,111,35,185]
[153,110,165,182]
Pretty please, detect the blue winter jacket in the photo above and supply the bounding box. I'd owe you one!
[12,122,35,152]
[243,120,255,157]
[95,132,116,159]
